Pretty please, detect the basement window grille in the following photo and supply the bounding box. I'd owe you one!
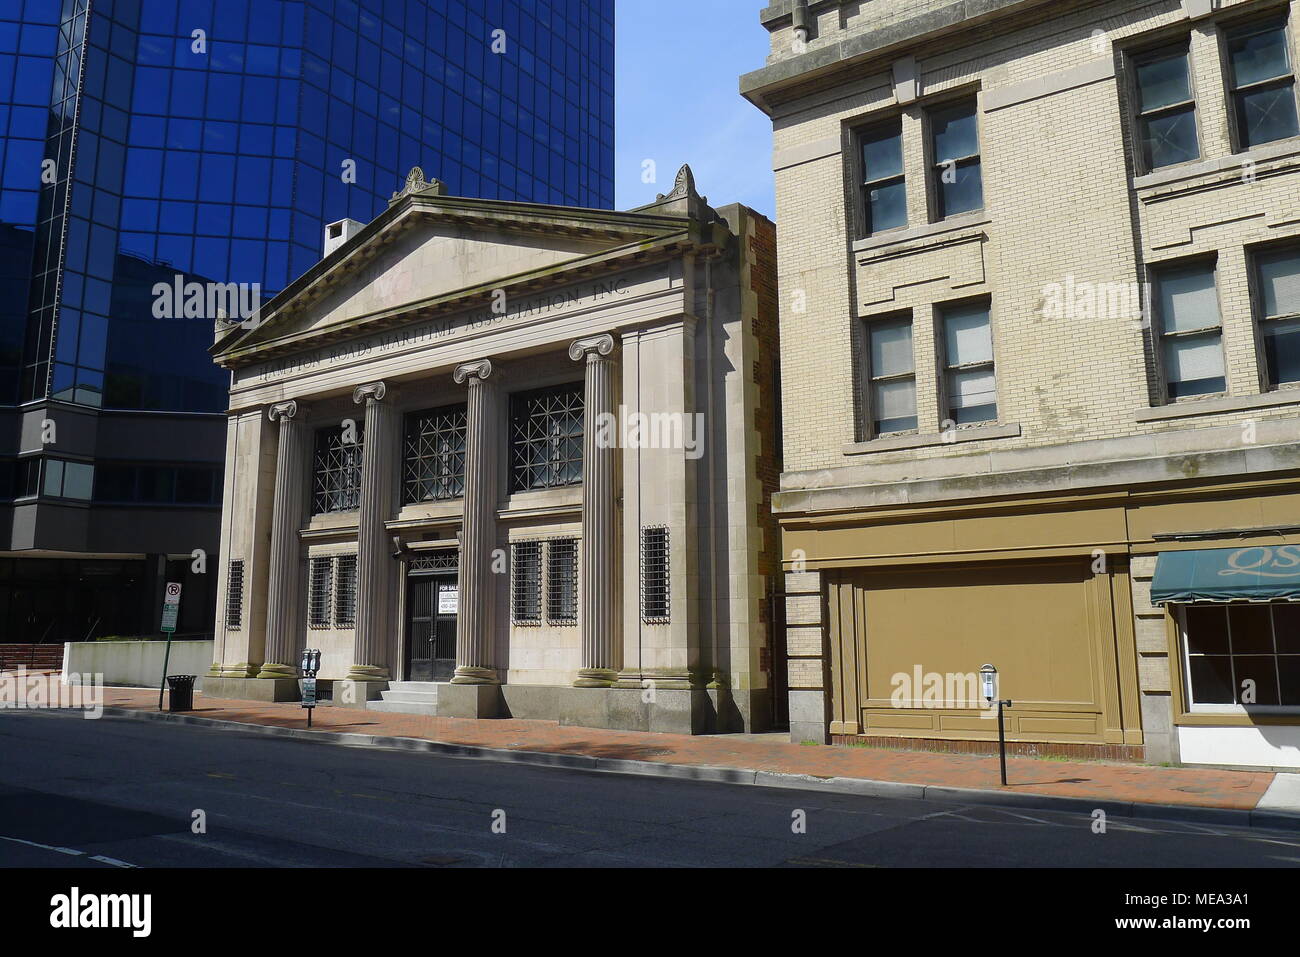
[640,526,670,623]
[546,538,578,625]
[511,541,542,625]
[333,555,357,628]
[308,557,333,629]
[225,559,245,630]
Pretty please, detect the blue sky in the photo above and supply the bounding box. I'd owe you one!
[614,1,774,217]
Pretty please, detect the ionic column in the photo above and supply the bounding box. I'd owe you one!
[259,400,310,679]
[570,334,620,687]
[451,359,501,684]
[347,382,396,681]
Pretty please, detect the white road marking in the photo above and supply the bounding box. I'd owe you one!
[0,834,136,867]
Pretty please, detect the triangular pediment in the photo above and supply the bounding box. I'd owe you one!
[214,193,700,364]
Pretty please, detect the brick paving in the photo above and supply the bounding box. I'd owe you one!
[98,687,1277,812]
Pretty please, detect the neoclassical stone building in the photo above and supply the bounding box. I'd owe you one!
[205,167,781,734]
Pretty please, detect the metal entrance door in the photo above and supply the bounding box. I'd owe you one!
[406,567,458,682]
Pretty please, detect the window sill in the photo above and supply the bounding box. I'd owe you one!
[1132,136,1300,192]
[843,421,1021,455]
[1135,389,1300,422]
[1177,710,1300,727]
[852,211,991,254]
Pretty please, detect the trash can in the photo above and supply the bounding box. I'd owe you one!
[166,675,196,712]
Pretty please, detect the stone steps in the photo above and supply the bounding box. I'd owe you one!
[366,681,441,716]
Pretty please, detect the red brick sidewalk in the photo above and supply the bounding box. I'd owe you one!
[100,687,1276,813]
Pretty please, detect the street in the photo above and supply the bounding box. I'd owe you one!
[1,709,1297,868]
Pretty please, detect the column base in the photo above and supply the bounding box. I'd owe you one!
[203,676,301,702]
[439,682,501,718]
[345,664,389,681]
[333,678,388,710]
[573,668,617,688]
[451,666,500,685]
[219,662,260,678]
[256,662,298,680]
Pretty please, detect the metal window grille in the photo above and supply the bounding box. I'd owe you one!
[333,555,357,628]
[225,559,245,630]
[640,527,670,623]
[308,557,333,629]
[511,541,542,624]
[312,423,365,514]
[409,549,460,575]
[403,405,467,504]
[546,538,579,625]
[509,384,584,492]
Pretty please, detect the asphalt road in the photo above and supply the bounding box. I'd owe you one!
[1,709,1298,868]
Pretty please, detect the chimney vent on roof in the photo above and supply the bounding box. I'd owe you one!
[324,218,364,259]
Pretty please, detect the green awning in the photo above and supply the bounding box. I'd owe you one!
[1151,546,1300,604]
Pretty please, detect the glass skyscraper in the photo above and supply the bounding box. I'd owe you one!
[0,0,614,642]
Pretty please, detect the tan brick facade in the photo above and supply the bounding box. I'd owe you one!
[745,0,1300,766]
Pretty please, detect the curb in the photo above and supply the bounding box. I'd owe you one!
[100,706,1300,833]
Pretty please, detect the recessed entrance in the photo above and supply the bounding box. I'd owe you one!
[405,552,459,682]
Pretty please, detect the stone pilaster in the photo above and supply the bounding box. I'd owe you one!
[570,334,620,687]
[258,399,310,680]
[451,359,501,685]
[347,382,396,682]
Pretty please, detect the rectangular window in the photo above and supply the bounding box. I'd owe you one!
[511,541,542,624]
[225,559,244,630]
[546,538,578,625]
[1226,16,1300,150]
[928,99,982,219]
[333,555,357,628]
[1155,261,1225,400]
[640,526,670,623]
[509,384,584,492]
[866,315,917,434]
[1253,245,1300,387]
[312,424,364,514]
[1133,43,1200,170]
[1183,603,1300,708]
[308,557,333,629]
[403,405,467,504]
[940,301,997,425]
[859,119,907,235]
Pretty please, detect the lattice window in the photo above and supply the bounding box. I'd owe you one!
[409,549,461,575]
[333,555,357,628]
[225,559,244,630]
[403,405,467,504]
[511,541,542,625]
[308,557,333,629]
[509,384,584,492]
[546,538,578,625]
[640,526,670,623]
[312,423,364,514]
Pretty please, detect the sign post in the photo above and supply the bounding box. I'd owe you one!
[980,663,1013,786]
[157,582,183,711]
[300,648,321,728]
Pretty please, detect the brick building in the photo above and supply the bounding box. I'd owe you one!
[744,0,1300,767]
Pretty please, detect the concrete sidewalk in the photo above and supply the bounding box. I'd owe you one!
[96,687,1300,829]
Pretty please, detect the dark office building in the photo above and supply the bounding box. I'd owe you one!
[0,0,615,643]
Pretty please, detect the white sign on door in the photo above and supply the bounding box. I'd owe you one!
[438,586,459,616]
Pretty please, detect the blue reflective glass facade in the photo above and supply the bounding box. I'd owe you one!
[0,0,615,412]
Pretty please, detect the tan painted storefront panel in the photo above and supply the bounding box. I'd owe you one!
[829,560,1132,745]
[1128,488,1300,544]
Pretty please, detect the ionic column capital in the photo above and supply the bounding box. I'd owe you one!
[268,399,307,423]
[568,333,617,363]
[453,358,499,385]
[352,381,388,405]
